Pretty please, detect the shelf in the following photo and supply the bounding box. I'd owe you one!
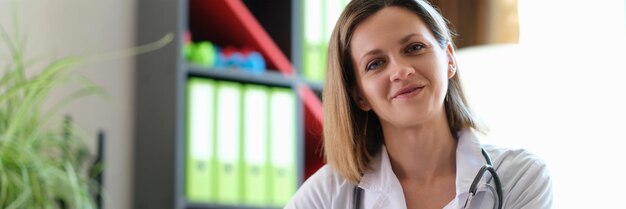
[303,79,323,94]
[187,64,294,88]
[186,202,280,209]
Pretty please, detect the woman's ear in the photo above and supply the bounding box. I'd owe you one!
[352,87,372,111]
[446,42,457,79]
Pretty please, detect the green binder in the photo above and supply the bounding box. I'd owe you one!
[269,88,297,206]
[342,0,350,7]
[302,0,325,82]
[186,78,217,202]
[319,0,343,82]
[242,84,271,206]
[216,81,243,204]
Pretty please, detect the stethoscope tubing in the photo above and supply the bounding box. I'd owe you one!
[464,149,503,209]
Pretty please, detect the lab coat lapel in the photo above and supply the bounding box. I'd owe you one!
[453,129,493,208]
[359,146,407,209]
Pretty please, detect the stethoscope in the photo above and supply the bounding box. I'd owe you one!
[352,147,503,209]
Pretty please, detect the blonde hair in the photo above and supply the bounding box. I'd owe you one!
[322,0,485,183]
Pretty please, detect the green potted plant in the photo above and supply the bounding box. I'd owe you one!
[0,16,172,208]
[0,19,108,208]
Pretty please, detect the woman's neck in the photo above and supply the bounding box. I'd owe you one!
[382,116,457,183]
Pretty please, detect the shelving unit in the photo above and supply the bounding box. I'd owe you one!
[134,1,324,209]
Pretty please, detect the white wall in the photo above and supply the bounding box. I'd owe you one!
[457,0,626,207]
[0,1,135,209]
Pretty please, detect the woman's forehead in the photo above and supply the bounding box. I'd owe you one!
[350,7,436,55]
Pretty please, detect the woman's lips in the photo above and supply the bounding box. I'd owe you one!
[392,86,424,99]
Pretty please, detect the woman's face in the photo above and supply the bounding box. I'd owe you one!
[350,6,456,129]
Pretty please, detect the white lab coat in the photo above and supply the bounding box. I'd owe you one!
[285,129,552,209]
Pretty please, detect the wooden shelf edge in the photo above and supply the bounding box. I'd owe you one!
[187,64,294,88]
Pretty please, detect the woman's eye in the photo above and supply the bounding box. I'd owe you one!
[366,60,384,71]
[405,43,424,54]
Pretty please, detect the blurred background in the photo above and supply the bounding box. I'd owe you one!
[1,0,625,209]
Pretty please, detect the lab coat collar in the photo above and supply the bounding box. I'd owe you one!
[357,129,488,205]
[358,144,395,193]
[455,129,489,195]
[358,144,408,208]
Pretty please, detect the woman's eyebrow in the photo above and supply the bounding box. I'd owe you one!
[358,33,426,62]
[361,49,383,60]
[399,33,425,44]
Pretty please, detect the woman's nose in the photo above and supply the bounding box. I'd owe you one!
[389,59,415,82]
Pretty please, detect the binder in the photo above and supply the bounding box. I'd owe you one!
[342,0,350,7]
[215,81,244,204]
[242,84,271,206]
[320,0,343,82]
[324,0,343,33]
[186,78,217,202]
[302,0,325,82]
[269,88,297,206]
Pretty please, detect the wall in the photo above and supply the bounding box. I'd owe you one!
[0,1,135,209]
[457,0,626,207]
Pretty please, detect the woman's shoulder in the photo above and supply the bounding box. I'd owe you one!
[482,144,548,170]
[284,164,355,208]
[482,144,553,208]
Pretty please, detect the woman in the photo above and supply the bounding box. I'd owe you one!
[286,0,552,208]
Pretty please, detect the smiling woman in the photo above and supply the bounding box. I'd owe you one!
[284,0,553,209]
